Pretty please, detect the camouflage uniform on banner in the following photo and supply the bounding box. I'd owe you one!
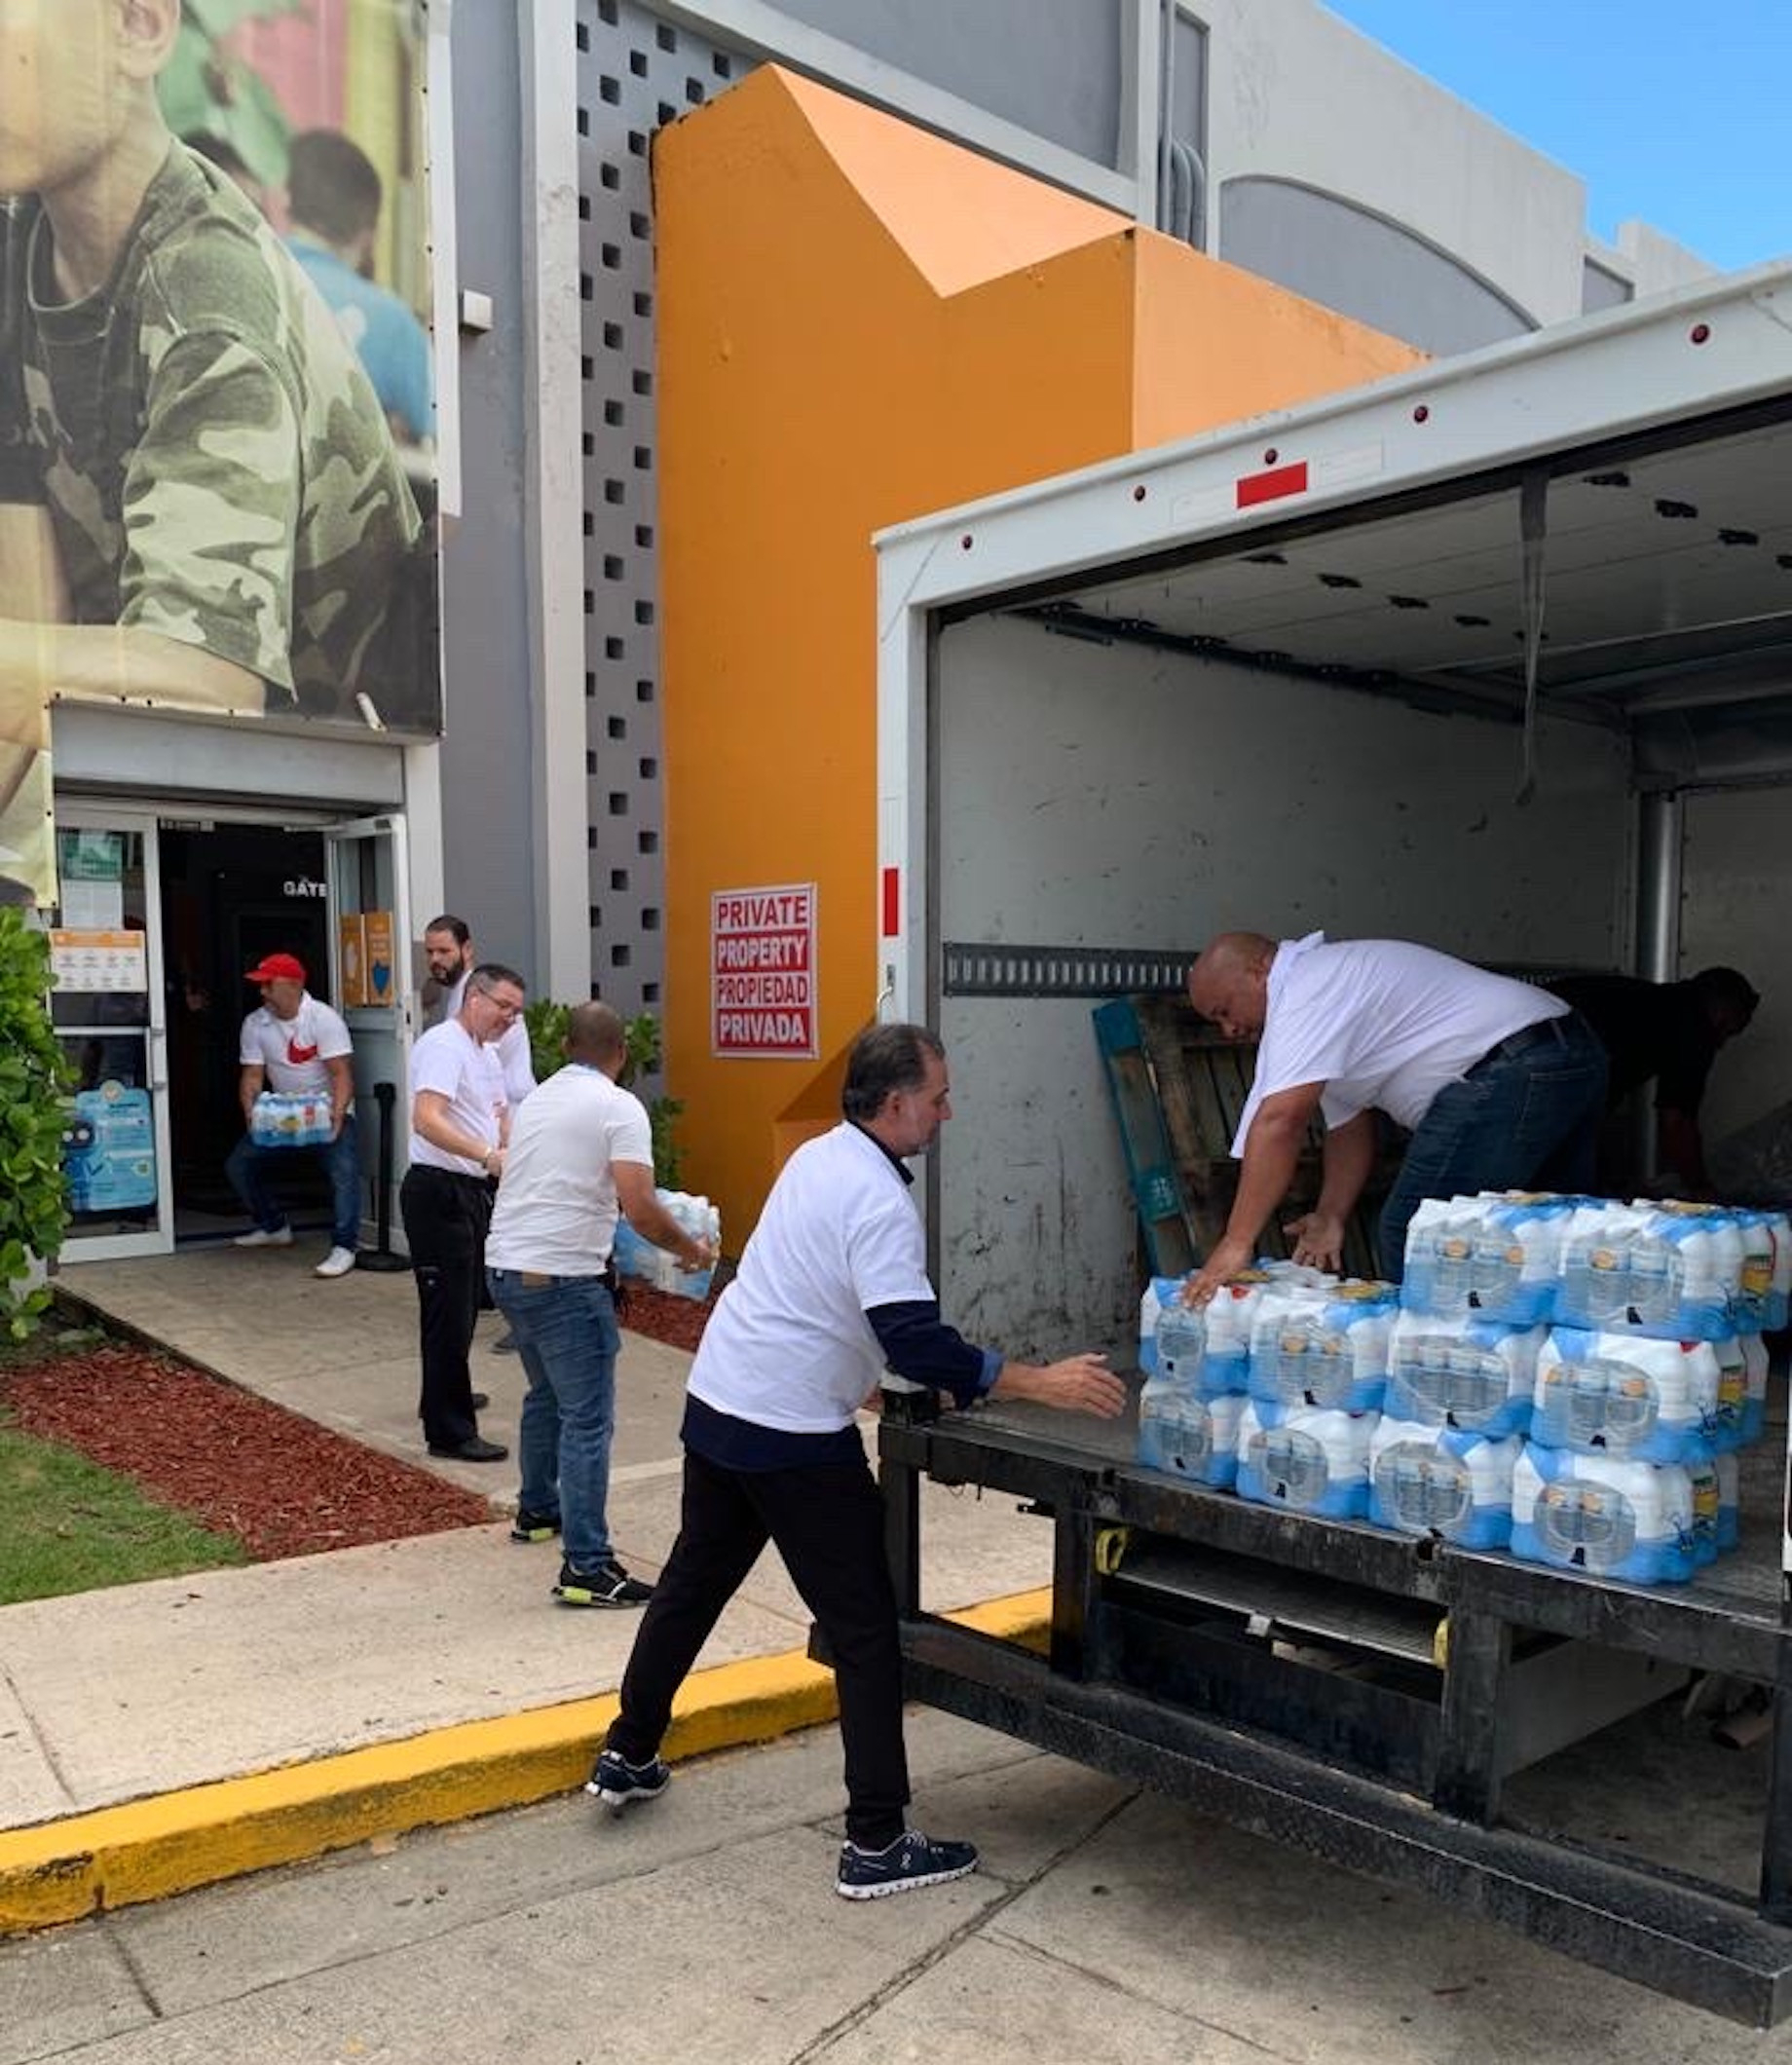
[0,145,428,728]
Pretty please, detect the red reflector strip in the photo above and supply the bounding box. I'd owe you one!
[1236,461,1309,509]
[880,867,900,937]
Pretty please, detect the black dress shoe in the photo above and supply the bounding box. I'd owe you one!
[429,1436,508,1462]
[470,1391,490,1409]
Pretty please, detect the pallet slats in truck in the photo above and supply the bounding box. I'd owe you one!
[873,262,1792,2021]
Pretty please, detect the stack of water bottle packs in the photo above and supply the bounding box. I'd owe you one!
[1136,1191,1789,1586]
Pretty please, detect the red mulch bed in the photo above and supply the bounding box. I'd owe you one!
[615,1279,713,1353]
[0,1286,714,1564]
[0,1346,496,1559]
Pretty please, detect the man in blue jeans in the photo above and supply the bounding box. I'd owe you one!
[1180,931,1607,1298]
[228,953,360,1280]
[485,1003,715,1606]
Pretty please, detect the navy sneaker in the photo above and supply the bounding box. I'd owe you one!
[510,1507,562,1545]
[836,1830,979,1900]
[554,1558,654,1608]
[586,1748,671,1810]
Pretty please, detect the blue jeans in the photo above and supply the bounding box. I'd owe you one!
[226,1113,360,1252]
[1378,1014,1608,1282]
[487,1268,621,1570]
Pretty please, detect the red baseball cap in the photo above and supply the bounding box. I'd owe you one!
[245,953,307,985]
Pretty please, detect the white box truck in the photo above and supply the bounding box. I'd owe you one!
[871,262,1792,2023]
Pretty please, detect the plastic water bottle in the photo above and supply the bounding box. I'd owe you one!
[1471,1212,1523,1319]
[1433,1202,1475,1313]
[1154,1300,1207,1393]
[1624,1218,1675,1330]
[1560,1204,1637,1330]
[1765,1212,1792,1331]
[1711,1334,1748,1452]
[1401,1199,1443,1312]
[1688,1458,1721,1567]
[1737,1212,1776,1331]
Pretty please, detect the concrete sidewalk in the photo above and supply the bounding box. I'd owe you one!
[0,1247,1055,1930]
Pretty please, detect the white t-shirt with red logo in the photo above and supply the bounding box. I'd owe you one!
[239,994,353,1096]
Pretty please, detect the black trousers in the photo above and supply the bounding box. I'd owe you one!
[399,1164,493,1447]
[608,1444,910,1848]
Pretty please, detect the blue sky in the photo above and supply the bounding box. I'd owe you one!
[1323,2,1789,272]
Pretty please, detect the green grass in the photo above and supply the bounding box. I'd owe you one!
[0,1423,248,1606]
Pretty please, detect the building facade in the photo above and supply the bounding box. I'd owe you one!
[36,0,1709,1262]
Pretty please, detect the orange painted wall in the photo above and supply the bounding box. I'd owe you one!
[655,68,1420,1247]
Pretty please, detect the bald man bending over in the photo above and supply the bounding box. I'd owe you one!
[1181,931,1607,1302]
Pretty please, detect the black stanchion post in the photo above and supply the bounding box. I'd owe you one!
[355,1078,411,1273]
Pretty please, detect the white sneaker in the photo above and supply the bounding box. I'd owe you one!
[315,1246,356,1280]
[234,1226,294,1249]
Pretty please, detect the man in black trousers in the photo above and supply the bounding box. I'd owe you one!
[587,1022,1125,1897]
[399,963,526,1462]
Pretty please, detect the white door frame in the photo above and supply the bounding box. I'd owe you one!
[52,803,174,1262]
[323,810,416,1252]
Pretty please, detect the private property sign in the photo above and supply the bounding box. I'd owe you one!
[711,882,818,1058]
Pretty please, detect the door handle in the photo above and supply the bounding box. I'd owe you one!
[148,1027,169,1092]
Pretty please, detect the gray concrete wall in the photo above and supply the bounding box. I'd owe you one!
[436,0,539,983]
[769,0,1125,166]
[1218,176,1537,355]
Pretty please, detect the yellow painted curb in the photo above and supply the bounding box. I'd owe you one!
[0,1588,1049,1934]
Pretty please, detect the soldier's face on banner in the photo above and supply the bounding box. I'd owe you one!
[0,0,176,200]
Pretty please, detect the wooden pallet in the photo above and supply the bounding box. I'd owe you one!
[1095,994,1389,1279]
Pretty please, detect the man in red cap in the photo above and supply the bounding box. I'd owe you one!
[228,954,360,1278]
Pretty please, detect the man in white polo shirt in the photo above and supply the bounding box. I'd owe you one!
[400,962,526,1463]
[589,1022,1126,1901]
[420,913,537,1354]
[1182,930,1607,1300]
[486,1002,716,1606]
[228,952,359,1280]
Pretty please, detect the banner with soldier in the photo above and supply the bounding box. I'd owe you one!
[0,0,440,908]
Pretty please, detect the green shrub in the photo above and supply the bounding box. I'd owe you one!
[0,913,72,1342]
[522,998,570,1084]
[520,998,684,1188]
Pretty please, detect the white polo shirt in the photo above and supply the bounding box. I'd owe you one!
[407,1019,506,1176]
[239,994,352,1096]
[689,1122,935,1433]
[1233,933,1566,1145]
[486,1065,653,1276]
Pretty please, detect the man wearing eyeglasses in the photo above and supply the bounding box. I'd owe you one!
[401,962,527,1462]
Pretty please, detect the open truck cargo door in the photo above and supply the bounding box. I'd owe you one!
[874,261,1792,2024]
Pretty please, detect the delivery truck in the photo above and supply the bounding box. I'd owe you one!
[868,261,1792,2023]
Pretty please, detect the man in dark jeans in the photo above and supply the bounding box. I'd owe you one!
[486,1001,715,1605]
[1180,930,1609,1296]
[399,963,526,1462]
[588,1022,1126,1898]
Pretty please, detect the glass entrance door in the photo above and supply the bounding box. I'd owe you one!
[49,809,173,1259]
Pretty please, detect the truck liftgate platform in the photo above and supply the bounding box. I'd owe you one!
[878,1391,1792,2027]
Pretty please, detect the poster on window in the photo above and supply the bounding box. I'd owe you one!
[0,0,441,909]
[712,882,818,1059]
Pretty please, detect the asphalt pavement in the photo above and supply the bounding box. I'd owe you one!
[9,1706,1792,2065]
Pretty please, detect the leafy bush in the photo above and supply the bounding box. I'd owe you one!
[523,998,571,1084]
[0,912,71,1341]
[520,999,684,1188]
